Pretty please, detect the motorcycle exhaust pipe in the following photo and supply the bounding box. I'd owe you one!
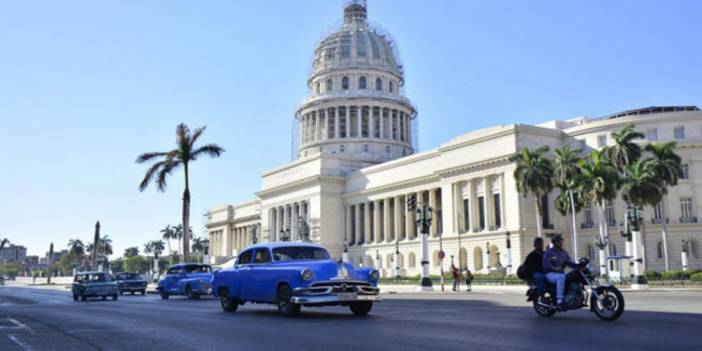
[537,301,556,309]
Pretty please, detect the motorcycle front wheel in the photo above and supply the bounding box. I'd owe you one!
[533,292,556,317]
[591,286,624,321]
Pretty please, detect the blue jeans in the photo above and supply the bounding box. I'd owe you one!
[545,272,566,304]
[532,272,545,294]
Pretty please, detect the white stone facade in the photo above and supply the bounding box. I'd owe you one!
[207,3,702,275]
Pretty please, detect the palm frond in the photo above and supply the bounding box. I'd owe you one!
[191,143,225,160]
[156,159,183,192]
[139,159,171,192]
[136,151,171,164]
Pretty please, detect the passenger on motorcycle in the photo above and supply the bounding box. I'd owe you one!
[542,235,576,309]
[524,237,545,301]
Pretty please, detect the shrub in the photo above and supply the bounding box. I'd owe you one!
[645,271,662,279]
[660,270,691,280]
[691,272,702,282]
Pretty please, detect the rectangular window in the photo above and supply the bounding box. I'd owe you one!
[462,199,470,233]
[399,112,405,142]
[339,107,347,138]
[373,107,381,138]
[349,106,358,137]
[327,108,335,139]
[654,203,662,220]
[436,190,443,235]
[392,110,398,140]
[493,193,501,229]
[680,164,689,179]
[597,134,607,148]
[646,128,658,141]
[382,109,390,138]
[674,126,685,140]
[680,197,693,218]
[606,202,616,225]
[585,206,592,224]
[478,196,485,230]
[310,113,317,142]
[318,110,325,140]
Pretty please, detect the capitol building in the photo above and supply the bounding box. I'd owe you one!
[206,1,702,276]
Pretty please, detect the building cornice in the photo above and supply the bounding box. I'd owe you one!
[435,155,514,178]
[257,175,345,199]
[564,111,702,136]
[342,174,441,199]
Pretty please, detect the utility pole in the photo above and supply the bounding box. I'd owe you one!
[47,242,54,284]
[92,221,100,271]
[408,194,434,291]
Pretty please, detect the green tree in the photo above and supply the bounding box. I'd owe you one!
[606,124,645,171]
[577,149,620,275]
[68,239,85,256]
[110,258,124,273]
[191,237,209,254]
[553,144,583,255]
[124,247,140,258]
[144,240,165,276]
[0,262,22,279]
[510,146,554,238]
[123,256,150,274]
[160,225,175,264]
[645,141,683,271]
[137,123,225,262]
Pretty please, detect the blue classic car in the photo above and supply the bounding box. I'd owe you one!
[212,242,380,316]
[157,263,213,300]
[113,272,147,295]
[72,272,120,301]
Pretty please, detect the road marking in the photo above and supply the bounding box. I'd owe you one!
[0,318,32,332]
[7,335,33,351]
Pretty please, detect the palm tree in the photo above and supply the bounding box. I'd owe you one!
[621,159,665,284]
[510,146,554,238]
[606,124,645,171]
[191,237,209,254]
[137,123,225,262]
[173,224,184,257]
[99,236,113,256]
[577,149,620,276]
[68,239,85,256]
[124,247,139,257]
[144,240,166,276]
[553,145,583,255]
[160,225,175,263]
[645,142,683,271]
[0,239,9,252]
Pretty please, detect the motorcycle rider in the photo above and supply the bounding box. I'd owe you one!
[524,237,545,301]
[542,235,575,309]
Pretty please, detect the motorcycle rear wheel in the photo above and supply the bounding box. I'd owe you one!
[533,293,556,317]
[591,286,624,321]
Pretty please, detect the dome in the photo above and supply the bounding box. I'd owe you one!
[311,2,403,80]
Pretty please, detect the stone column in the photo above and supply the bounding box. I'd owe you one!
[384,198,393,242]
[278,206,284,241]
[429,189,438,237]
[470,179,479,231]
[345,205,352,246]
[291,203,299,241]
[364,202,372,245]
[335,107,340,139]
[379,109,385,139]
[395,195,403,241]
[354,204,362,246]
[374,200,382,244]
[315,111,321,141]
[407,192,416,240]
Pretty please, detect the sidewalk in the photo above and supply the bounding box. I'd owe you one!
[379,284,526,294]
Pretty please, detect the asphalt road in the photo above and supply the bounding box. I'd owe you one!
[1,286,701,351]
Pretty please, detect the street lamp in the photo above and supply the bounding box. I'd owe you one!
[505,231,512,275]
[251,225,258,245]
[681,239,689,272]
[298,216,310,242]
[627,206,647,289]
[408,194,434,291]
[395,239,400,279]
[279,229,291,242]
[486,242,491,271]
[376,249,381,272]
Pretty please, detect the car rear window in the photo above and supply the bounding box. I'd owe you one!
[115,273,141,280]
[185,265,211,273]
[272,247,330,262]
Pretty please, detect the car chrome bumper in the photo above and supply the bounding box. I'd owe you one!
[291,293,380,304]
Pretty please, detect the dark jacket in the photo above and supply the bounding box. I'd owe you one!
[524,250,544,275]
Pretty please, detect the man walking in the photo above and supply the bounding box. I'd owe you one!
[464,268,473,292]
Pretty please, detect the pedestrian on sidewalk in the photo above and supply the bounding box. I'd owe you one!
[451,264,461,291]
[465,268,473,292]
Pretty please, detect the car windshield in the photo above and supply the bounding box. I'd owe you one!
[272,246,330,262]
[185,265,211,273]
[115,273,141,280]
[81,274,110,282]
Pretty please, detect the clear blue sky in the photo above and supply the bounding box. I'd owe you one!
[1,0,700,257]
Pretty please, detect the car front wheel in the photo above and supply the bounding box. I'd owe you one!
[112,294,118,301]
[350,302,373,316]
[186,285,200,300]
[159,289,169,300]
[276,284,300,317]
[81,294,87,301]
[72,294,78,301]
[220,290,239,312]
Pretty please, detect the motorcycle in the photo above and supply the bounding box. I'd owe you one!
[526,257,625,321]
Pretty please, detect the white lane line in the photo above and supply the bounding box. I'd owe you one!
[7,335,33,351]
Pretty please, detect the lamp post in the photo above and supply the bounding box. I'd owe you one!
[628,206,648,290]
[298,216,310,242]
[376,249,381,273]
[279,229,291,242]
[486,242,491,271]
[505,231,512,275]
[681,239,689,272]
[395,239,400,279]
[408,194,433,291]
[620,218,633,280]
[251,225,258,245]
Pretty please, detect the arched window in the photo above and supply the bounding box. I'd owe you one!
[489,245,500,268]
[342,76,349,90]
[432,251,440,267]
[657,241,663,258]
[397,253,404,269]
[386,254,393,269]
[375,78,382,91]
[315,82,320,94]
[326,78,333,92]
[359,76,367,90]
[389,80,394,93]
[459,247,468,271]
[408,252,416,268]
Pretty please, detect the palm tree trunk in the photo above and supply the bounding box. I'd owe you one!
[660,201,670,271]
[534,195,543,238]
[569,190,579,257]
[166,239,172,265]
[182,163,191,262]
[596,201,608,277]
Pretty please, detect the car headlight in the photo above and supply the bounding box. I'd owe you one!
[369,269,379,282]
[301,268,315,281]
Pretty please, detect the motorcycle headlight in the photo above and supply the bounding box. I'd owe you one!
[369,269,379,282]
[301,268,315,281]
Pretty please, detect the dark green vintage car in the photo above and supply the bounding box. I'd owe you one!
[72,272,119,301]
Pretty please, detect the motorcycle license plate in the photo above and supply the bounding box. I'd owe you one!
[338,292,357,301]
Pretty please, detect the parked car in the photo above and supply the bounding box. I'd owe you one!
[212,242,380,316]
[157,263,213,300]
[72,272,119,301]
[113,272,147,295]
